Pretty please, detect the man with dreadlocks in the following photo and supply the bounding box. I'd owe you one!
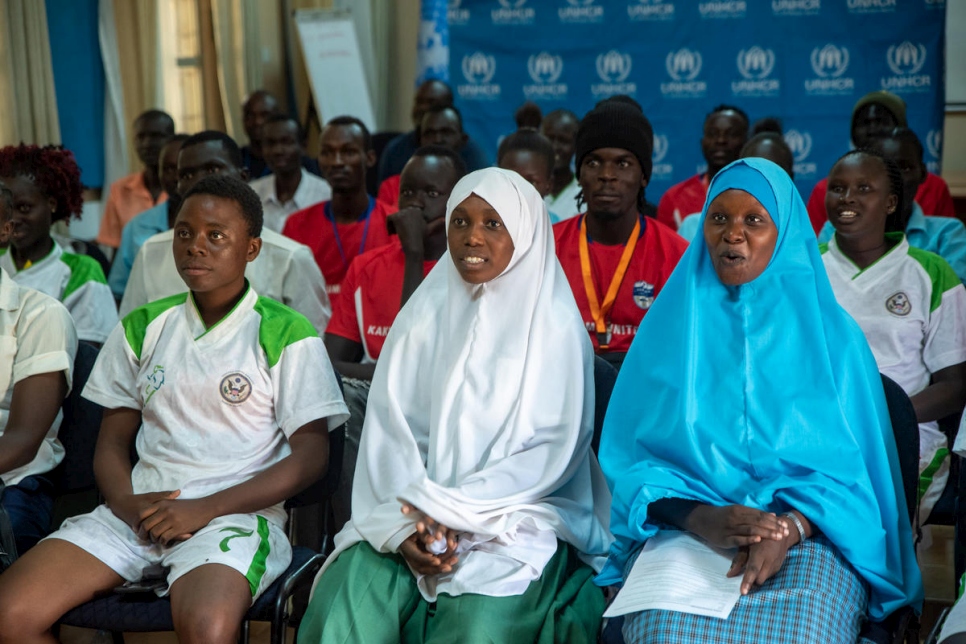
[553,102,687,369]
[0,145,118,345]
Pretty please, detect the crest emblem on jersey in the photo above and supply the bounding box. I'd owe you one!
[220,372,253,404]
[633,281,655,310]
[885,292,911,316]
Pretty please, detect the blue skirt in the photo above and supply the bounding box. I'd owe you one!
[622,536,869,644]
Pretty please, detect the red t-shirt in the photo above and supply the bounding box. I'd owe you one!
[656,173,709,230]
[282,197,393,312]
[326,238,437,361]
[554,215,688,354]
[377,174,401,208]
[807,171,956,234]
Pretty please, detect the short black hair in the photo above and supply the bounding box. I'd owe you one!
[706,104,750,130]
[595,94,643,112]
[514,101,543,130]
[544,108,579,124]
[751,116,783,136]
[740,132,795,179]
[262,113,305,143]
[181,174,263,238]
[167,133,191,145]
[325,116,371,150]
[179,131,243,169]
[833,148,905,233]
[497,130,555,177]
[422,104,464,132]
[0,181,12,221]
[879,127,925,163]
[410,144,467,180]
[135,109,175,133]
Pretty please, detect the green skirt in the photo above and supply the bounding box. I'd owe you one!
[299,540,604,643]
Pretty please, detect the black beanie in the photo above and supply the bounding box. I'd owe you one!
[574,102,654,182]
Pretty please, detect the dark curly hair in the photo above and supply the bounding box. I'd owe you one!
[831,148,905,233]
[181,174,263,238]
[0,144,84,222]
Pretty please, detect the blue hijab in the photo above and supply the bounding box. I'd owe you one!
[597,159,922,620]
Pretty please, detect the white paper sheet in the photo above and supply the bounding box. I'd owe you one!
[603,531,743,620]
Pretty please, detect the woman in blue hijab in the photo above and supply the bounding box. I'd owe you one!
[598,158,922,642]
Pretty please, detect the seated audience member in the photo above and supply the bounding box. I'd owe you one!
[284,117,392,314]
[299,168,611,643]
[0,174,349,644]
[377,79,489,184]
[656,104,748,230]
[750,116,783,136]
[325,146,466,528]
[554,102,687,368]
[807,90,956,232]
[821,149,966,521]
[96,110,174,249]
[0,145,117,344]
[678,132,794,242]
[378,105,472,208]
[0,181,77,559]
[120,131,331,334]
[249,114,331,233]
[240,90,320,179]
[514,100,543,130]
[817,129,966,284]
[601,158,922,643]
[108,134,189,300]
[541,108,581,222]
[497,129,556,219]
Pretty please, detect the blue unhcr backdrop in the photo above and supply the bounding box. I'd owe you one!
[447,0,946,203]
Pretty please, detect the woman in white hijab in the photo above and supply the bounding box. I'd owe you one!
[299,168,611,643]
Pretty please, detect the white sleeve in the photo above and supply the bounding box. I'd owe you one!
[280,245,332,335]
[81,323,142,410]
[14,297,77,392]
[63,281,119,344]
[270,336,348,437]
[923,283,966,374]
[119,248,150,318]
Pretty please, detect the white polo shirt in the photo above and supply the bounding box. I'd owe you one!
[0,244,117,344]
[119,228,331,335]
[0,268,77,485]
[249,170,331,233]
[83,286,348,526]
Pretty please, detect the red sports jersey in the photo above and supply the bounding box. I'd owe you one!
[282,197,393,312]
[656,173,709,230]
[326,238,437,361]
[554,215,688,354]
[807,171,956,234]
[377,174,401,208]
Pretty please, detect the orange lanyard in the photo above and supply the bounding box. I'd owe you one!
[578,215,640,350]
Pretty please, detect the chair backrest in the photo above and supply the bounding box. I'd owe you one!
[593,356,619,455]
[881,373,920,524]
[52,341,104,493]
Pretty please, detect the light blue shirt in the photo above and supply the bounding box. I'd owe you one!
[108,202,171,299]
[818,203,966,284]
[676,212,702,242]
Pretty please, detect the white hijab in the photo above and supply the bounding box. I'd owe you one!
[314,168,611,600]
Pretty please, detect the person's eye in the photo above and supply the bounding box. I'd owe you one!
[829,185,843,193]
[858,184,871,192]
[427,190,441,198]
[210,231,225,240]
[451,217,466,226]
[486,219,503,229]
[400,189,414,197]
[710,213,726,223]
[618,159,630,168]
[17,204,30,213]
[176,229,189,238]
[586,159,600,168]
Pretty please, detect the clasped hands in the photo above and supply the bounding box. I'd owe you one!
[398,502,460,575]
[685,504,799,596]
[110,490,214,547]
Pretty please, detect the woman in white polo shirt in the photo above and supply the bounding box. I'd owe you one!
[821,149,966,520]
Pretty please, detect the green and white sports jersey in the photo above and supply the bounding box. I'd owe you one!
[822,233,966,518]
[82,285,349,526]
[0,243,118,343]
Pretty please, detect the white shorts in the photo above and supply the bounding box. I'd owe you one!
[46,504,291,601]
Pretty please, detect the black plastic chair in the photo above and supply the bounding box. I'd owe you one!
[592,356,618,456]
[57,410,347,644]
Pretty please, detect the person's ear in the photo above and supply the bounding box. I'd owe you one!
[459,132,468,147]
[886,194,898,214]
[247,236,262,262]
[640,175,649,190]
[366,150,377,168]
[0,219,11,245]
[47,196,58,217]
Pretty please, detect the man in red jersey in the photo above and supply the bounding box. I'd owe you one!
[282,116,393,313]
[554,101,688,369]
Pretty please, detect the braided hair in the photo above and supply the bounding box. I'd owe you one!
[0,144,84,222]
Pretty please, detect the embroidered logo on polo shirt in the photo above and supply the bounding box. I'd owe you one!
[144,365,165,405]
[220,372,253,405]
[633,281,655,310]
[885,292,912,316]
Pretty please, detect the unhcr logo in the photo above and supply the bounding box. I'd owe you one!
[784,130,817,177]
[847,0,896,11]
[661,48,706,98]
[733,47,779,96]
[492,0,536,24]
[698,0,746,18]
[458,53,500,99]
[448,0,470,24]
[926,129,941,172]
[628,0,674,20]
[592,50,636,97]
[559,0,604,22]
[771,0,820,14]
[651,134,672,179]
[882,41,930,93]
[524,53,567,100]
[805,44,854,95]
